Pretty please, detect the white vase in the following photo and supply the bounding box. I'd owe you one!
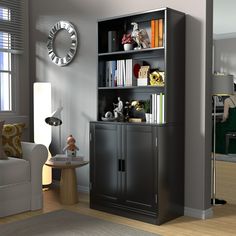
[145,113,151,123]
[123,44,133,51]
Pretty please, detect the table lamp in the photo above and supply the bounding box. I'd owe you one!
[212,74,234,205]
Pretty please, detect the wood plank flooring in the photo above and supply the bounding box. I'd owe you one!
[1,186,236,236]
[216,160,236,205]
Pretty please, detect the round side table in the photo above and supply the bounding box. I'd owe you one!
[45,160,89,205]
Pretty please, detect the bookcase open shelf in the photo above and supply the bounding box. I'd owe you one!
[98,47,164,57]
[90,7,185,225]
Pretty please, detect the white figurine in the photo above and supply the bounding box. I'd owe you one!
[131,22,150,50]
[113,97,123,118]
[63,134,79,157]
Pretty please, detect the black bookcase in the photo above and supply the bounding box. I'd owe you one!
[90,7,185,225]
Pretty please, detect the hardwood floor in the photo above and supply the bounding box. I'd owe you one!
[1,187,236,236]
[216,160,236,205]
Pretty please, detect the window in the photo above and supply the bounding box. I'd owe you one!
[0,1,24,112]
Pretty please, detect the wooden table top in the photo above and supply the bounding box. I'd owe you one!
[45,160,89,169]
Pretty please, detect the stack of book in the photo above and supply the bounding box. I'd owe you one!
[151,18,164,48]
[104,59,142,87]
[50,154,84,162]
[151,93,165,123]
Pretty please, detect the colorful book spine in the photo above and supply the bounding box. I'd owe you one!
[154,19,159,47]
[159,93,163,123]
[151,93,165,124]
[151,19,164,48]
[151,19,155,48]
[158,19,164,47]
[162,94,165,123]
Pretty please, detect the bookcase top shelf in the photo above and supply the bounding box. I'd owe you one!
[97,7,185,23]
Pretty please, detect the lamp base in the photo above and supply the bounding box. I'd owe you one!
[211,198,227,205]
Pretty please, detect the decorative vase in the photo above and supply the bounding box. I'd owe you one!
[145,113,151,123]
[123,43,133,51]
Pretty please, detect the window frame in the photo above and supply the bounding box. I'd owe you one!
[0,1,22,114]
[0,53,18,114]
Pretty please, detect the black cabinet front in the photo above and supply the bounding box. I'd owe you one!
[90,123,157,219]
[90,123,121,203]
[122,125,157,212]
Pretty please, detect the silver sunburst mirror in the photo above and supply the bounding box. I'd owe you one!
[47,21,78,67]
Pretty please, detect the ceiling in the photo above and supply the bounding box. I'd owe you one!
[214,0,236,39]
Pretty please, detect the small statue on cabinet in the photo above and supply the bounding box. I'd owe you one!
[113,97,124,121]
[63,134,79,157]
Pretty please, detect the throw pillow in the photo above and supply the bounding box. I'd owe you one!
[0,120,8,160]
[2,123,25,158]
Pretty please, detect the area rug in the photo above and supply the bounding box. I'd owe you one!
[0,209,160,236]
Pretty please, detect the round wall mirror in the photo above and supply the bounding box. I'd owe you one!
[47,21,78,67]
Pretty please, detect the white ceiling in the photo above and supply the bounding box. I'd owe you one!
[214,0,236,38]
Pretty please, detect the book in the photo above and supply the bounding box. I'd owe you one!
[50,154,84,162]
[117,60,121,86]
[151,19,155,48]
[154,19,159,47]
[122,60,126,86]
[128,118,142,123]
[162,94,165,122]
[150,93,165,124]
[158,19,164,47]
[160,93,163,123]
[111,60,117,87]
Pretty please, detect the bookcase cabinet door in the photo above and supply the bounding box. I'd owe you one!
[122,125,157,212]
[90,123,121,203]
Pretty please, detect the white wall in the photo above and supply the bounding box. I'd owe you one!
[214,38,236,82]
[29,0,212,214]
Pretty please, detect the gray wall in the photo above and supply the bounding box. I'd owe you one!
[29,0,212,213]
[214,38,236,81]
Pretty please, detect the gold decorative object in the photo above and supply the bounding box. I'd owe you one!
[149,71,165,86]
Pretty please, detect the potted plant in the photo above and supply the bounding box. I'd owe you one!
[121,33,134,51]
[143,100,151,123]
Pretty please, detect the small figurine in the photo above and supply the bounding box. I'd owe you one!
[131,22,150,50]
[63,134,79,157]
[113,97,123,118]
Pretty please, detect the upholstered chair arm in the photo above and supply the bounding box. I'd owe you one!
[21,142,48,210]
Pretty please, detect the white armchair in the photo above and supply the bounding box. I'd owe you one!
[0,142,47,217]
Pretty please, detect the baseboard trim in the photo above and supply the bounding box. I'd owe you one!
[51,180,89,194]
[184,206,213,219]
[77,185,89,193]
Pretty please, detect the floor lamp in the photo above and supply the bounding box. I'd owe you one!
[34,82,52,187]
[45,107,63,153]
[212,74,234,205]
